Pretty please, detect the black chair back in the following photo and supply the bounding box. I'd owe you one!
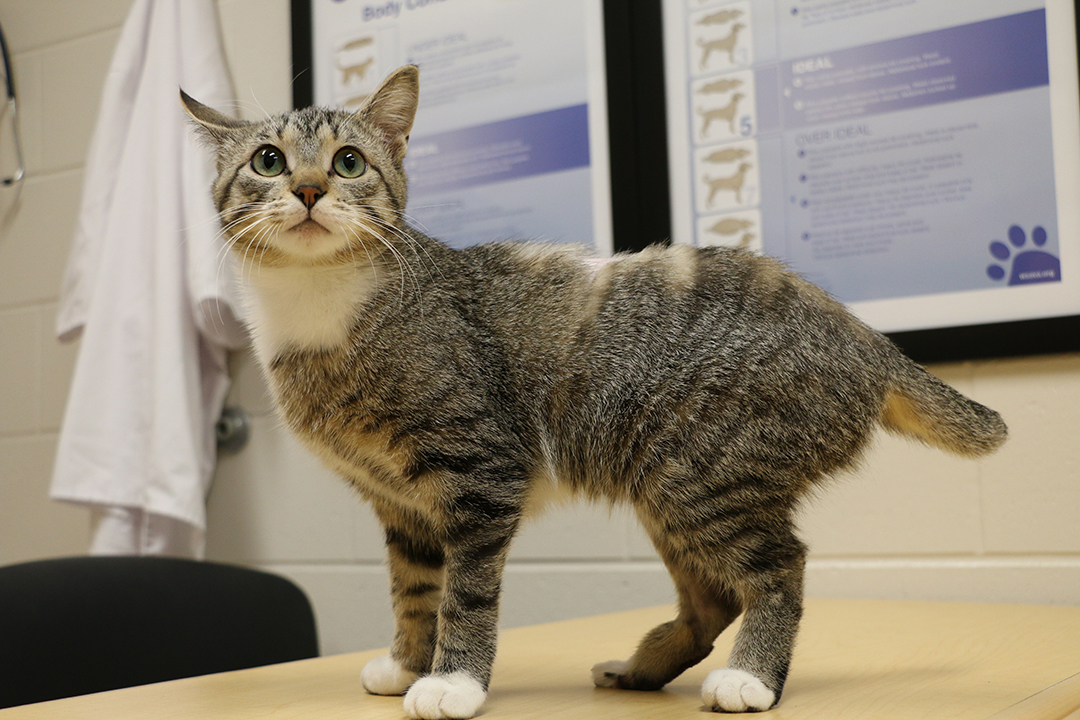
[0,556,319,708]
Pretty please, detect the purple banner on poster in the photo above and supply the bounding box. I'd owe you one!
[405,104,590,194]
[781,10,1049,128]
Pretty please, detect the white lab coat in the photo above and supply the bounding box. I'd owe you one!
[52,0,246,557]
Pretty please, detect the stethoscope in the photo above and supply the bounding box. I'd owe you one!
[1,21,25,188]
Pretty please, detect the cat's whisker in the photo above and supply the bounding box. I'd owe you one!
[234,215,279,281]
[375,223,427,304]
[218,100,271,120]
[252,219,284,274]
[224,213,276,281]
[343,234,364,284]
[356,207,445,284]
[217,213,272,253]
[215,204,276,243]
[354,216,417,277]
[349,216,413,307]
[179,204,270,311]
[341,209,411,284]
[340,224,380,286]
[236,231,260,283]
[395,203,454,233]
[247,90,271,121]
[204,213,258,330]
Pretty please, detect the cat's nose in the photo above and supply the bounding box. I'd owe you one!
[294,185,324,209]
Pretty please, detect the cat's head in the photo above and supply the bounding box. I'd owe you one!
[182,65,419,268]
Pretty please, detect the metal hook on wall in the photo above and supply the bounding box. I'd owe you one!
[215,407,251,454]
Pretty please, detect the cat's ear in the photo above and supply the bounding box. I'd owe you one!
[179,89,248,146]
[356,65,419,162]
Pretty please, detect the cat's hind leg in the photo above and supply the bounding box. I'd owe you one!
[592,523,742,692]
[701,529,806,712]
[594,497,806,713]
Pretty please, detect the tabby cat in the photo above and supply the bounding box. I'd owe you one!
[182,65,1006,719]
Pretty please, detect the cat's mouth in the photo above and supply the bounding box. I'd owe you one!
[289,218,330,235]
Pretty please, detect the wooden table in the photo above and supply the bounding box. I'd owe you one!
[3,598,1078,719]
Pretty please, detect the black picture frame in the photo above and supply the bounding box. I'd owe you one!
[289,0,1080,365]
[290,0,313,109]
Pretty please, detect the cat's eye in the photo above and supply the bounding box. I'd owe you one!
[332,147,366,178]
[251,146,286,177]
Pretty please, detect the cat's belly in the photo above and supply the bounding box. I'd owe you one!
[521,464,576,519]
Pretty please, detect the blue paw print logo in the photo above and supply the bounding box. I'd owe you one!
[987,225,1060,286]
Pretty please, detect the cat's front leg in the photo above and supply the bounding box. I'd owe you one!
[403,496,520,720]
[362,507,445,697]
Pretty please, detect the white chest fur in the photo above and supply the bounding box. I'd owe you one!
[242,263,379,366]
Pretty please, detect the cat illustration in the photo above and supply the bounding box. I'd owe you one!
[698,23,746,68]
[699,78,744,94]
[699,93,745,137]
[703,147,752,164]
[706,217,754,236]
[697,9,743,26]
[182,65,1005,719]
[342,93,371,111]
[340,36,375,52]
[705,163,753,206]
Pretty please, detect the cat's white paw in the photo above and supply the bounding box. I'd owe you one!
[403,673,487,719]
[702,668,775,712]
[361,655,418,696]
[591,660,629,688]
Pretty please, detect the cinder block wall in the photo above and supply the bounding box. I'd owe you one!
[1,0,1076,658]
[0,0,135,562]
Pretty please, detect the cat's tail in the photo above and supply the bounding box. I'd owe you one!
[880,359,1007,457]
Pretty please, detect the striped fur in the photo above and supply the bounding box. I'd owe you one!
[183,66,1006,718]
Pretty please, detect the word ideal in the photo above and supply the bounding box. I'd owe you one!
[792,56,833,74]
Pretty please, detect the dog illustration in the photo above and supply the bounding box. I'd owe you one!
[705,163,752,206]
[338,56,375,86]
[698,93,745,136]
[698,23,745,68]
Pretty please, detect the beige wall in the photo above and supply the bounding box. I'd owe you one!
[0,0,135,563]
[0,0,1076,657]
[0,0,290,563]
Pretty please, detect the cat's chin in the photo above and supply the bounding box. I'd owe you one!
[275,222,351,264]
[290,218,329,234]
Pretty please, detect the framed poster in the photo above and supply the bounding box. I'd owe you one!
[291,0,659,257]
[662,0,1080,361]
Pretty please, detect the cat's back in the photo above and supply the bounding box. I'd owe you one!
[446,240,892,402]
[547,243,898,495]
[575,243,885,371]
